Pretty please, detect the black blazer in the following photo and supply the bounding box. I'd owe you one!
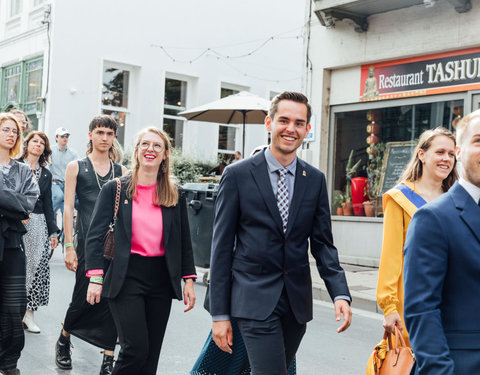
[85,175,196,300]
[210,151,350,324]
[18,159,59,236]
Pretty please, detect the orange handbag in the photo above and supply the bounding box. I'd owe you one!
[378,326,415,375]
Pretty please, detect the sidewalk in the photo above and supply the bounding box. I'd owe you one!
[310,262,380,313]
[196,262,380,314]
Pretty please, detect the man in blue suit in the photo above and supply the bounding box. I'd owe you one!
[209,91,352,375]
[404,109,480,374]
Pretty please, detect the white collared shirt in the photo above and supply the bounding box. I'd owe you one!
[458,177,480,205]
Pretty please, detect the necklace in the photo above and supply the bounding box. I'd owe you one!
[89,156,115,190]
[33,166,42,181]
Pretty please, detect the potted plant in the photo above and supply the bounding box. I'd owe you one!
[364,142,385,217]
[362,188,375,217]
[344,150,362,216]
[332,192,345,216]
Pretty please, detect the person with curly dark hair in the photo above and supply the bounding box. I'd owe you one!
[18,131,60,334]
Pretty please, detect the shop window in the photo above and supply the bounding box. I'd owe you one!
[332,99,463,216]
[218,87,239,161]
[0,57,43,130]
[164,78,186,149]
[101,65,130,146]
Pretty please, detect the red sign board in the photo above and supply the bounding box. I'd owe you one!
[360,47,480,101]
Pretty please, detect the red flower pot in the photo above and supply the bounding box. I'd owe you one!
[351,177,368,216]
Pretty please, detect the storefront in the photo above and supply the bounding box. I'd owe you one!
[312,45,480,266]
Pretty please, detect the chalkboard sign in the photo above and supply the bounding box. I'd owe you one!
[377,141,416,195]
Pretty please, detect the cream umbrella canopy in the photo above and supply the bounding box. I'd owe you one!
[178,91,271,157]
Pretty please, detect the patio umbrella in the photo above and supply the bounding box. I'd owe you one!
[178,91,271,157]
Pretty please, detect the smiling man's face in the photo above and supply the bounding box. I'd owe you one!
[266,100,310,160]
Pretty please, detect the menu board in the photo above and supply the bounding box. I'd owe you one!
[378,141,416,195]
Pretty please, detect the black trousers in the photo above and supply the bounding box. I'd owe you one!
[0,248,27,371]
[109,255,173,375]
[236,290,306,375]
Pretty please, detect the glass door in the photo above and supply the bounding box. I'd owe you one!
[472,94,480,111]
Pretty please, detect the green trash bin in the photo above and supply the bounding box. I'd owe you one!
[183,182,219,268]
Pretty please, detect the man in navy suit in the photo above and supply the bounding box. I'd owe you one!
[209,91,352,375]
[404,109,480,374]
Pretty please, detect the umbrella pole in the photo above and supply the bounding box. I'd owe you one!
[242,110,246,157]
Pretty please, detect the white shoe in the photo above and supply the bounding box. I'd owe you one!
[23,310,40,333]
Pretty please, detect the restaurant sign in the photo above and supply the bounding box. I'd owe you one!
[360,47,480,101]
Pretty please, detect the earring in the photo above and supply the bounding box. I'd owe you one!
[162,162,167,173]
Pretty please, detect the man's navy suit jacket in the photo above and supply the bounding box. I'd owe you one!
[404,182,480,374]
[209,151,350,325]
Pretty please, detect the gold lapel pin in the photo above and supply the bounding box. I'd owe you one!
[302,170,306,177]
[124,199,128,204]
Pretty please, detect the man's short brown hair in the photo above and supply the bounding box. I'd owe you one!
[269,91,312,125]
[456,109,480,145]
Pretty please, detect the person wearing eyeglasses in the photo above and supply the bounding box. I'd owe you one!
[8,109,30,135]
[49,127,78,221]
[0,113,39,375]
[85,127,196,375]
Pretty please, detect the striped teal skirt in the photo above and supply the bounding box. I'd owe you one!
[191,318,296,375]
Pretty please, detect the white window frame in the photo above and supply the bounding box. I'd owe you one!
[33,0,45,7]
[163,76,188,149]
[9,0,22,17]
[218,123,241,155]
[218,84,248,155]
[100,62,131,147]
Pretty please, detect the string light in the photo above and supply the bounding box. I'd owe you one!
[150,31,303,83]
[151,35,302,63]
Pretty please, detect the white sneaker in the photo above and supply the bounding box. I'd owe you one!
[23,310,40,333]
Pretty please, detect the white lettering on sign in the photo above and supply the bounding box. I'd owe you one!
[378,71,424,89]
[426,58,480,84]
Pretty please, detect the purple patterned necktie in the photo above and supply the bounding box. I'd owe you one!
[277,168,289,233]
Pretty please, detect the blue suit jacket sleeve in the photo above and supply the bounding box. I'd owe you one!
[210,167,239,316]
[310,173,350,301]
[404,207,455,374]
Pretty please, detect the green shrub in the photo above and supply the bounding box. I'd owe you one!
[170,148,215,185]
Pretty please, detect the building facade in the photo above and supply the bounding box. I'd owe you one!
[305,0,480,265]
[0,0,304,161]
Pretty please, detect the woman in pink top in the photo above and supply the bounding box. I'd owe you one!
[84,127,196,375]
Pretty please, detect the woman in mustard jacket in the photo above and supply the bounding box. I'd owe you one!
[376,127,457,347]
